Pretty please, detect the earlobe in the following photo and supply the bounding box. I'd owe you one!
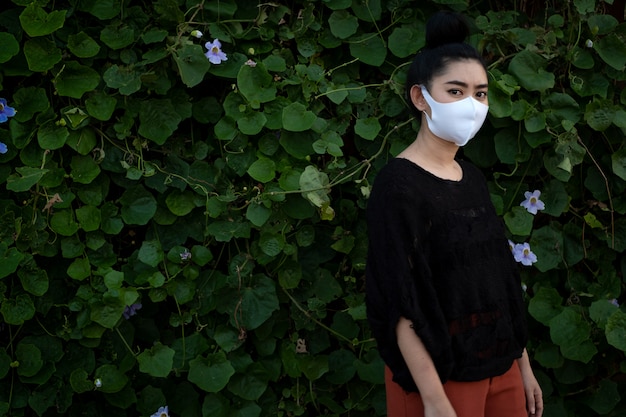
[410,85,427,112]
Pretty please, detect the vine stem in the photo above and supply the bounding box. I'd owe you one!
[314,83,386,100]
[174,295,187,367]
[282,288,364,346]
[263,118,415,201]
[175,0,206,46]
[115,327,137,357]
[325,58,359,76]
[309,379,318,412]
[35,317,55,337]
[7,324,19,409]
[348,383,377,412]
[577,137,615,249]
[329,117,416,187]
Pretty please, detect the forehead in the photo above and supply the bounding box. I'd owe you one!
[433,60,488,85]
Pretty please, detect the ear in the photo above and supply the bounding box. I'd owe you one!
[409,85,427,112]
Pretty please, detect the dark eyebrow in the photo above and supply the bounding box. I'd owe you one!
[444,80,489,89]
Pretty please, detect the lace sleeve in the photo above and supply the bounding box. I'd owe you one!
[365,170,455,390]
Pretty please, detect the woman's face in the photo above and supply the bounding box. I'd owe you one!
[426,59,489,106]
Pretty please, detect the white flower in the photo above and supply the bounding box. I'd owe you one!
[244,59,257,67]
[585,39,593,48]
[94,378,102,388]
[190,30,203,39]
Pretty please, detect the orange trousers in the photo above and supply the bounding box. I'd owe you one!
[385,361,527,417]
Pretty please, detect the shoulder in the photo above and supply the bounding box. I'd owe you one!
[458,159,489,187]
[368,159,424,212]
[374,158,411,179]
[372,158,423,190]
[458,159,483,178]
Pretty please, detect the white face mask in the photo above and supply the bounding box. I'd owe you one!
[420,85,489,147]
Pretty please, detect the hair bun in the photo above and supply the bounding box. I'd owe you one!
[425,11,470,49]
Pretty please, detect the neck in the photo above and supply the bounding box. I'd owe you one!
[402,129,459,166]
[397,125,463,181]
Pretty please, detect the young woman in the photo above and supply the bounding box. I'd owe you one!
[365,11,543,417]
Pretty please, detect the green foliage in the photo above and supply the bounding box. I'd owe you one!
[0,0,625,416]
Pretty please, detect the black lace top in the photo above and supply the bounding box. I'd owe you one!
[365,158,528,393]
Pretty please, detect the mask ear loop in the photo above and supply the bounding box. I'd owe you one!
[411,84,429,114]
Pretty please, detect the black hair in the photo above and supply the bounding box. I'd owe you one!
[405,11,487,116]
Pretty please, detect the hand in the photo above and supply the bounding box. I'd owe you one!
[520,356,543,417]
[396,317,458,417]
[517,349,543,417]
[423,397,458,417]
[521,369,543,417]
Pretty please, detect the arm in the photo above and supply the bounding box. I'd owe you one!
[517,349,543,417]
[396,317,457,417]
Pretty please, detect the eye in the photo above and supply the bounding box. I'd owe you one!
[448,89,462,96]
[476,91,488,100]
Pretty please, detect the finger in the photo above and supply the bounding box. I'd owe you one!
[535,393,543,417]
[531,390,543,417]
[525,391,536,415]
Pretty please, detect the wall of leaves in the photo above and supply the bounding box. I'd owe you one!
[0,0,625,416]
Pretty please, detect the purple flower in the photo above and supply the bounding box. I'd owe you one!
[520,190,545,215]
[123,303,142,319]
[508,239,515,252]
[151,406,169,417]
[610,299,620,307]
[512,242,537,266]
[0,142,7,154]
[0,98,16,123]
[180,248,192,261]
[205,39,228,64]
